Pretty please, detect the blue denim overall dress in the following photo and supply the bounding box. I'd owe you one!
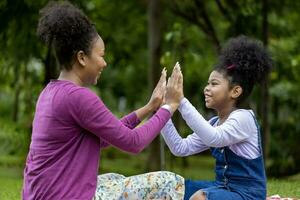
[184,114,266,200]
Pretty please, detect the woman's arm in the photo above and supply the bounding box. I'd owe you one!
[120,112,141,129]
[68,65,182,154]
[69,90,171,154]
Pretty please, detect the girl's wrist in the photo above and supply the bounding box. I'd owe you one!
[161,104,173,114]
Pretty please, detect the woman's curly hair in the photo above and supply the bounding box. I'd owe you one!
[37,1,98,70]
[214,35,273,105]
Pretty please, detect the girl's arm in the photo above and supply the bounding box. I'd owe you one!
[161,119,209,156]
[178,98,251,147]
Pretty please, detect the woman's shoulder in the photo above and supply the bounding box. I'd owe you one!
[53,80,98,98]
[49,80,102,107]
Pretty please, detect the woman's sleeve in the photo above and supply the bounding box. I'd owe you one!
[178,98,251,147]
[67,88,171,154]
[120,112,141,129]
[161,119,209,157]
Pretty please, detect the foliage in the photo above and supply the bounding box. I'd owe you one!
[0,0,300,177]
[0,118,30,158]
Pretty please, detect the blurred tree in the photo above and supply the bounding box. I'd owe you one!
[0,0,300,177]
[146,0,163,171]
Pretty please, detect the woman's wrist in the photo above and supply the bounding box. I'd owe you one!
[145,103,155,113]
[135,103,155,120]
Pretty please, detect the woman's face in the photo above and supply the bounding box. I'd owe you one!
[203,70,232,110]
[84,36,107,85]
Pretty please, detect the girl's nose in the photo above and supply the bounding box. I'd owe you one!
[204,85,209,93]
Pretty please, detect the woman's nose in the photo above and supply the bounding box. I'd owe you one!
[103,60,107,68]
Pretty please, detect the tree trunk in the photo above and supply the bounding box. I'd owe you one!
[261,0,270,160]
[12,63,20,122]
[44,46,58,86]
[146,0,163,171]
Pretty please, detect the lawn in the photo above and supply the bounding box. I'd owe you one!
[1,154,299,199]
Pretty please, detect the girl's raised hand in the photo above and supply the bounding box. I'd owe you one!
[164,62,184,114]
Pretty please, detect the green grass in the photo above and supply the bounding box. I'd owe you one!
[267,179,300,197]
[0,166,23,200]
[0,154,300,200]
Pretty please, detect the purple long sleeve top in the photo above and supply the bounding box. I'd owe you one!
[22,80,171,200]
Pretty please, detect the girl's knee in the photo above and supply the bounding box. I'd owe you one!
[189,190,206,200]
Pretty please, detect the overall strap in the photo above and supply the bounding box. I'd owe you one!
[209,116,219,152]
[209,116,219,126]
[248,111,263,155]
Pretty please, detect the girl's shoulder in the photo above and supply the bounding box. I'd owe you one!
[208,109,256,125]
[230,109,255,118]
[228,109,257,127]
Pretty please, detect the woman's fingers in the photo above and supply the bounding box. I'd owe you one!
[154,68,167,94]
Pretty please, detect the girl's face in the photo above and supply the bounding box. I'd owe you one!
[83,36,107,85]
[203,70,233,110]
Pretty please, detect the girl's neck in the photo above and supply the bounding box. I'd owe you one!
[217,105,237,125]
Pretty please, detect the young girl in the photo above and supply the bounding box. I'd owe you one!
[161,36,272,200]
[22,2,183,200]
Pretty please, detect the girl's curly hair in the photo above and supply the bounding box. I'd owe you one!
[37,1,98,70]
[214,35,273,106]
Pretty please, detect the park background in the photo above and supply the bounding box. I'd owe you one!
[0,0,300,199]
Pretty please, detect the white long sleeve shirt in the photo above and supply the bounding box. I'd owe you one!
[161,98,260,159]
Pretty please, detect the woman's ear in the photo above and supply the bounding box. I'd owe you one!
[231,85,243,99]
[76,50,87,67]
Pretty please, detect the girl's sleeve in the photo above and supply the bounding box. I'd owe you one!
[67,88,171,154]
[178,98,251,147]
[161,119,209,156]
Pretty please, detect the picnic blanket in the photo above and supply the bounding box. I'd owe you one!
[267,195,299,200]
[93,171,184,200]
[93,172,298,200]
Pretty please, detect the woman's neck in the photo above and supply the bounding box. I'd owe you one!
[58,70,84,86]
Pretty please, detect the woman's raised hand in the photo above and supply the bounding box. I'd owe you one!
[147,68,167,111]
[164,62,184,114]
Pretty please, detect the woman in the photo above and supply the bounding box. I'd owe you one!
[22,1,183,199]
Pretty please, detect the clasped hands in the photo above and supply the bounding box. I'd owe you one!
[147,62,184,114]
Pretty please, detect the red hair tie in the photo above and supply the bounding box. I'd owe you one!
[227,64,235,70]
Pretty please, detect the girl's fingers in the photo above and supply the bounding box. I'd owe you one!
[167,61,182,90]
[170,62,178,79]
[178,71,183,90]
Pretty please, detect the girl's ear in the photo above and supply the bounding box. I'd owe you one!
[231,85,243,99]
[76,50,87,67]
